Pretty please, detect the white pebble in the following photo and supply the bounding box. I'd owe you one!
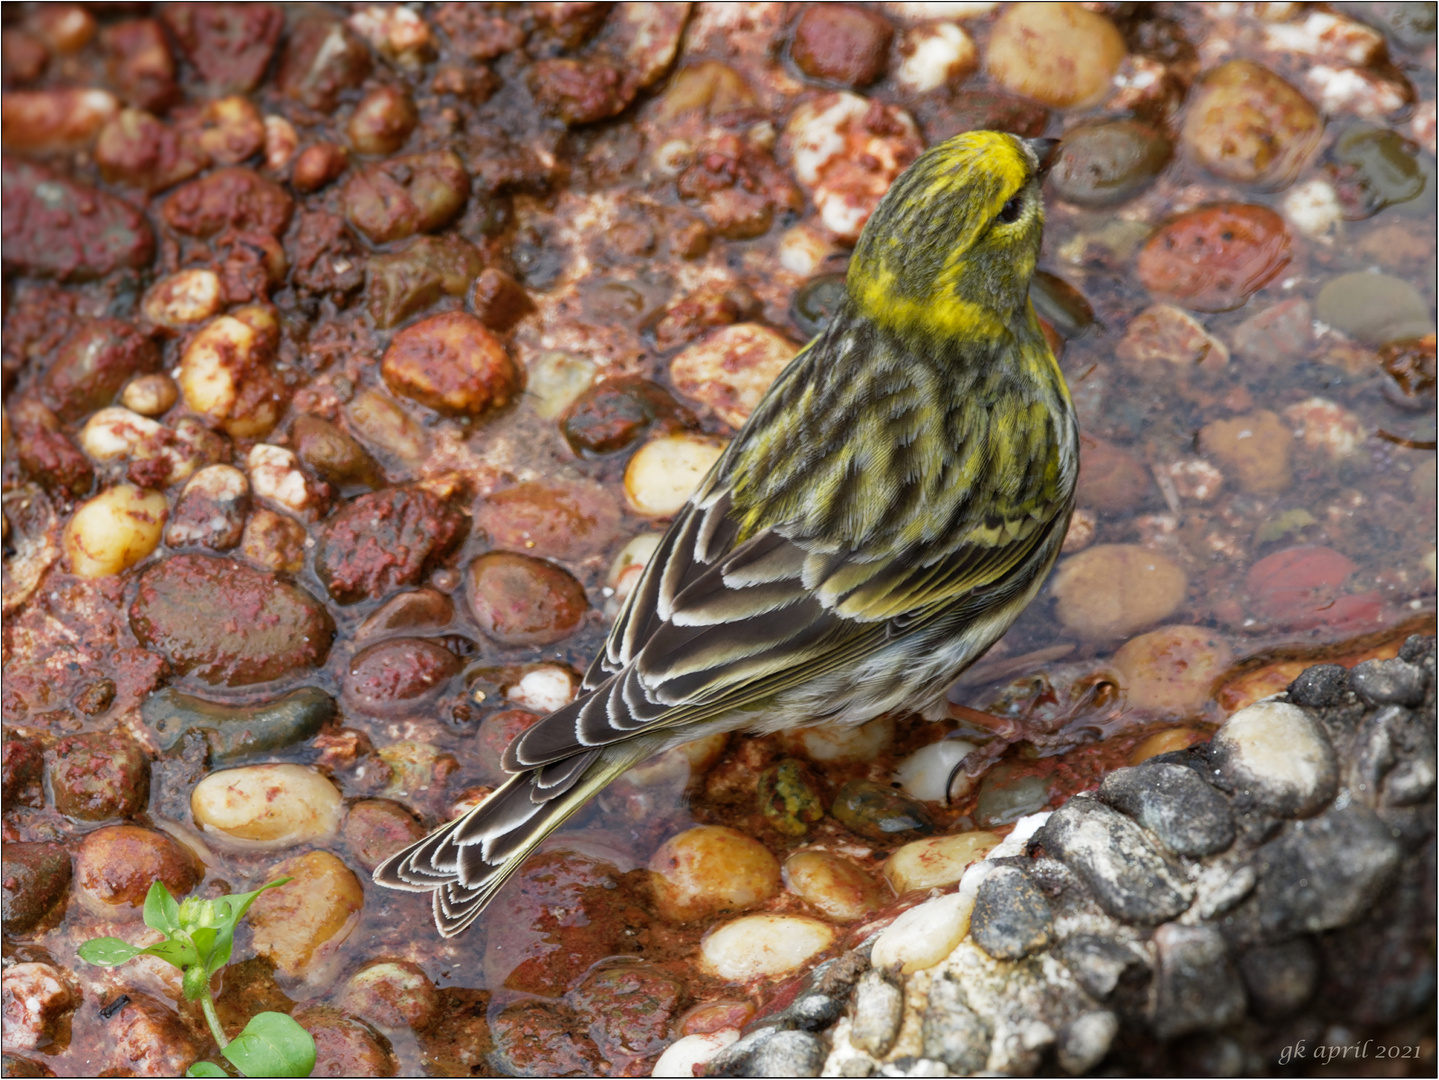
[894,738,975,801]
[505,665,578,714]
[895,22,977,94]
[884,2,998,17]
[700,914,836,981]
[870,891,969,973]
[652,1031,740,1078]
[247,444,319,519]
[777,224,835,277]
[1282,178,1344,242]
[1215,701,1336,816]
[1284,396,1366,460]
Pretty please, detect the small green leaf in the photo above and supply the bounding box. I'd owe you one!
[190,925,219,967]
[143,881,182,934]
[206,879,290,977]
[140,938,199,971]
[185,1062,229,1078]
[222,1012,316,1078]
[77,937,143,967]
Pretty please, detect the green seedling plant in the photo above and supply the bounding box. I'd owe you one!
[78,879,316,1078]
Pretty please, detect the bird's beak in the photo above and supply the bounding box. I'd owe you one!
[1024,137,1061,178]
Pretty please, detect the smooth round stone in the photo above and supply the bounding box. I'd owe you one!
[1199,411,1294,496]
[1051,544,1188,641]
[884,831,1000,895]
[1349,657,1426,707]
[791,273,847,338]
[1181,60,1321,188]
[1315,272,1434,345]
[1137,203,1291,313]
[832,779,934,841]
[336,960,439,1032]
[700,914,836,981]
[970,865,1053,960]
[1098,762,1235,857]
[974,763,1052,828]
[1211,700,1338,818]
[1329,126,1435,219]
[1112,625,1234,715]
[783,850,889,921]
[870,891,970,974]
[624,434,727,517]
[652,1031,739,1078]
[1049,119,1171,207]
[649,825,780,923]
[191,763,343,850]
[75,826,200,918]
[894,738,976,802]
[249,851,364,983]
[781,715,893,764]
[987,2,1126,109]
[1075,439,1152,513]
[466,551,589,646]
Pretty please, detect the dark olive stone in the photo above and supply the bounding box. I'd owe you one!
[141,686,335,763]
[792,273,848,338]
[1049,119,1171,208]
[1329,126,1436,219]
[975,762,1052,828]
[758,758,825,836]
[831,779,933,841]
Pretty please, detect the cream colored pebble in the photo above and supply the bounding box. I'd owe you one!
[700,914,836,981]
[870,891,971,973]
[624,434,727,517]
[884,830,1001,894]
[63,484,167,579]
[121,373,180,417]
[142,269,223,328]
[190,764,343,851]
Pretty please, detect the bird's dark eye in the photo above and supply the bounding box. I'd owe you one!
[996,195,1024,224]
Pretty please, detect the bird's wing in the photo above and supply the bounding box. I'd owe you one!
[509,320,1075,771]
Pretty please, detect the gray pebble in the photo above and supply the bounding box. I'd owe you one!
[710,1028,824,1078]
[749,1030,824,1077]
[849,970,903,1057]
[1150,923,1246,1039]
[785,991,844,1031]
[921,974,990,1075]
[1287,663,1349,707]
[1056,934,1150,1001]
[1210,701,1338,818]
[1227,802,1402,945]
[1034,797,1193,924]
[1237,937,1318,1018]
[970,866,1053,960]
[1099,761,1235,857]
[1350,658,1427,707]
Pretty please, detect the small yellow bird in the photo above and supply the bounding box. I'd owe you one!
[375,130,1078,936]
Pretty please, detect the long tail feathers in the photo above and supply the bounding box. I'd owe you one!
[372,744,650,937]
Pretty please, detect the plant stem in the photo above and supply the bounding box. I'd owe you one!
[200,986,229,1050]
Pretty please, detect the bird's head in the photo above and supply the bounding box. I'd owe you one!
[848,131,1057,343]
